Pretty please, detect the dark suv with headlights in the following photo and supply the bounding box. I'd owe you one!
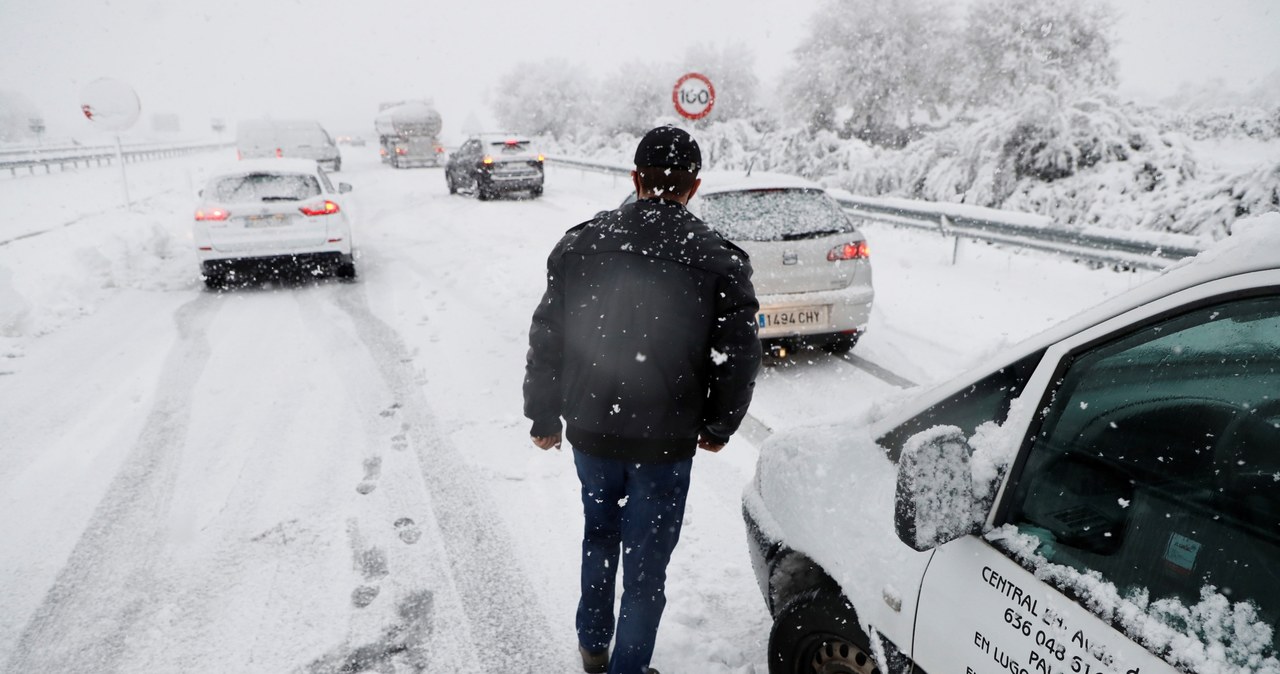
[445,134,544,200]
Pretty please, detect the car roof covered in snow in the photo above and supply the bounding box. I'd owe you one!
[206,158,325,179]
[871,212,1280,438]
[694,170,825,196]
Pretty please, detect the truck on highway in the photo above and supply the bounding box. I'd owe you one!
[375,101,444,168]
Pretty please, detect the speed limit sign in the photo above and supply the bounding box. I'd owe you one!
[673,73,716,120]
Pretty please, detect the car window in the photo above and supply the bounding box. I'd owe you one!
[1001,293,1280,658]
[488,140,533,155]
[317,169,335,193]
[699,188,854,242]
[877,350,1044,460]
[275,125,329,147]
[212,172,322,202]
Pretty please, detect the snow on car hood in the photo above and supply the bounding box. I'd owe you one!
[745,416,932,652]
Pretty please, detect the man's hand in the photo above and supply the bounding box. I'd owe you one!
[532,433,562,450]
[698,434,726,453]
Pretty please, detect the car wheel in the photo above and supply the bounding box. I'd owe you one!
[335,262,357,281]
[823,333,859,355]
[476,178,493,201]
[769,589,878,674]
[447,174,458,194]
[531,185,544,198]
[332,159,342,172]
[202,273,224,291]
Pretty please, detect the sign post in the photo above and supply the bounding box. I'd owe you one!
[672,72,716,121]
[80,78,141,209]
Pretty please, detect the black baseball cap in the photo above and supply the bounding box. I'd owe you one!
[634,126,701,172]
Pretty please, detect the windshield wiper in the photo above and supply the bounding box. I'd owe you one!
[781,228,842,241]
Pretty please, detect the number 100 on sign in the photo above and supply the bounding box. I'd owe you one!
[673,73,716,120]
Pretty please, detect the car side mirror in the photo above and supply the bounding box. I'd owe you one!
[895,426,983,551]
[339,183,353,193]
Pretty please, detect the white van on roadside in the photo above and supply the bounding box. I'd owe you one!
[236,119,342,172]
[744,215,1280,674]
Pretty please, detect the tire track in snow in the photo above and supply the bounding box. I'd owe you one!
[328,283,563,672]
[4,293,218,673]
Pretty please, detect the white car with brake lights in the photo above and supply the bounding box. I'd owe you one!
[192,159,356,289]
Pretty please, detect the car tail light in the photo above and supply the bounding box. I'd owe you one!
[195,207,229,221]
[827,241,869,261]
[379,147,388,156]
[275,148,283,158]
[299,200,341,216]
[396,147,407,155]
[435,146,445,154]
[482,155,494,165]
[236,149,242,160]
[505,139,520,146]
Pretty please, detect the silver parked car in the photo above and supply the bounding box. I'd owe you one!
[621,171,874,355]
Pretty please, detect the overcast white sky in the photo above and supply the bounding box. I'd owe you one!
[0,0,1276,142]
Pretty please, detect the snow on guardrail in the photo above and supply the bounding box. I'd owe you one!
[545,155,1207,271]
[1,141,233,177]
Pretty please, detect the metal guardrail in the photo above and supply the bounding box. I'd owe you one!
[1,141,232,177]
[546,155,1205,270]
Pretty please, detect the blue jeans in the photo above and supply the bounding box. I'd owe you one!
[573,449,692,674]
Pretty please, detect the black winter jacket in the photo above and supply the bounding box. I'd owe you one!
[523,198,762,462]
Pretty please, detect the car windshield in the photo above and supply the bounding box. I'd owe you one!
[212,173,321,202]
[275,126,329,147]
[699,188,852,242]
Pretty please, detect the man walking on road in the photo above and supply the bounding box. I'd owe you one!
[523,126,762,674]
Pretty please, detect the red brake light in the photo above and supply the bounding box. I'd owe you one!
[435,146,445,154]
[827,241,869,261]
[299,200,341,216]
[379,147,387,156]
[275,148,283,158]
[396,147,407,155]
[505,139,519,146]
[195,207,229,221]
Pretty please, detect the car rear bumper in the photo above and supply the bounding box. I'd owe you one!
[200,251,352,276]
[483,172,543,191]
[756,284,874,339]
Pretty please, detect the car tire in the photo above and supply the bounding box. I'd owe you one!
[202,273,224,291]
[768,589,878,674]
[335,262,357,281]
[332,159,341,172]
[531,185,544,198]
[447,174,458,194]
[476,179,493,201]
[822,333,859,355]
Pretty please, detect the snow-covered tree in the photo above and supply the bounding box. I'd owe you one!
[595,61,672,137]
[491,61,593,139]
[784,0,956,146]
[0,90,41,143]
[959,0,1118,106]
[681,43,763,123]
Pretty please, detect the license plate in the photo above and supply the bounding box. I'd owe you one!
[757,305,830,331]
[243,214,293,228]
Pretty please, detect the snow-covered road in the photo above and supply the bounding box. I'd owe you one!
[0,148,1151,672]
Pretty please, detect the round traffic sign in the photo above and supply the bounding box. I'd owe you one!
[79,78,141,131]
[672,72,716,120]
